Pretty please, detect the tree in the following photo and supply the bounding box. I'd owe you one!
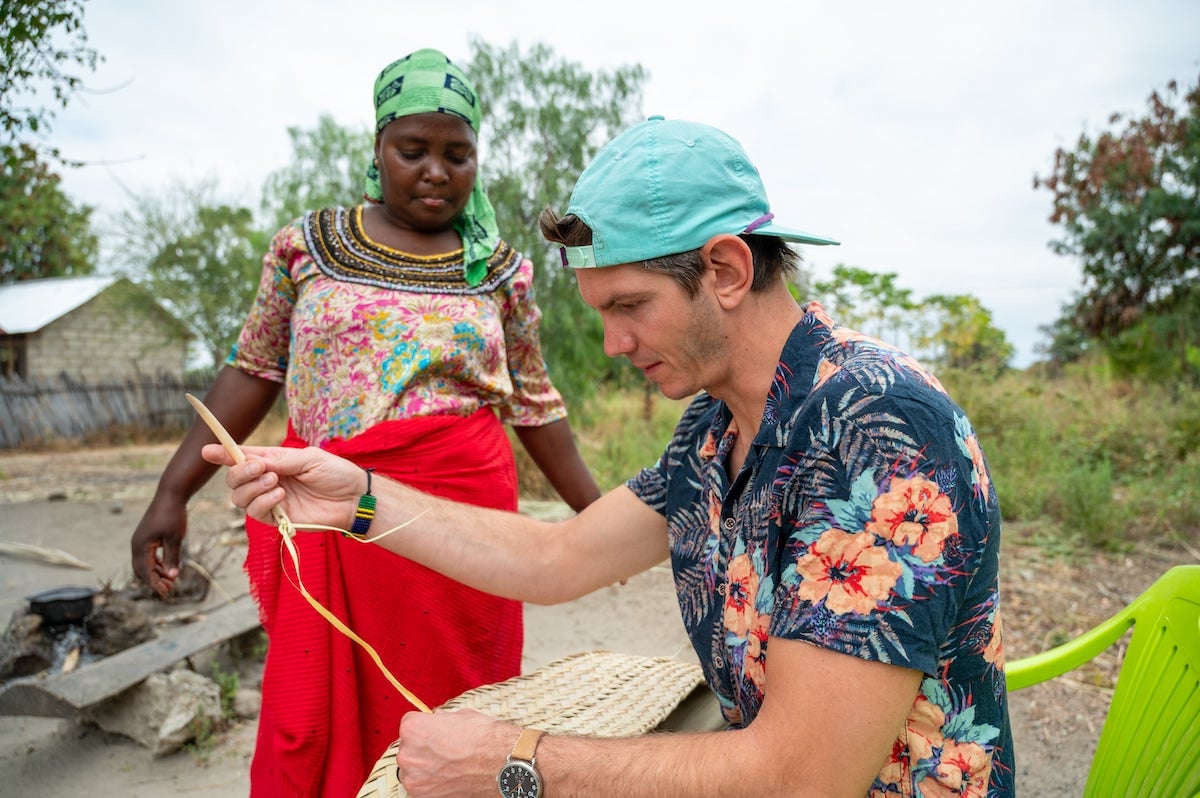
[0,1,101,282]
[146,205,261,366]
[464,39,647,405]
[814,264,1013,372]
[1035,74,1200,380]
[0,141,96,282]
[812,264,920,350]
[1034,299,1093,370]
[0,0,102,166]
[920,294,1014,374]
[260,113,373,232]
[111,179,263,366]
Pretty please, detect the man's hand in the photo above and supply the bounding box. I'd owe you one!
[395,709,519,797]
[201,444,361,529]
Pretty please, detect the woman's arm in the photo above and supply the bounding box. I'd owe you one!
[514,419,602,511]
[131,366,282,595]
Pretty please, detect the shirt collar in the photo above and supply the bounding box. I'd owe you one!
[753,302,838,449]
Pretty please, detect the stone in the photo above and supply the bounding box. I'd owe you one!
[86,669,223,756]
[0,612,54,680]
[232,686,261,720]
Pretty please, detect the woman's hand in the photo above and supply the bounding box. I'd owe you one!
[130,494,189,596]
[201,444,362,530]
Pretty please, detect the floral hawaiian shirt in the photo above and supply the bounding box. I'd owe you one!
[228,207,567,447]
[627,303,1014,796]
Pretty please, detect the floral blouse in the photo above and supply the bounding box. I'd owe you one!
[627,303,1014,796]
[228,206,567,447]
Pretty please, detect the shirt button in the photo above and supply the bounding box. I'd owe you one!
[723,518,736,530]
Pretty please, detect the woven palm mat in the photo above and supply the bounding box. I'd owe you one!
[356,650,707,798]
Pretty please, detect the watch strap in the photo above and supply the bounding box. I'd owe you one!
[510,727,546,763]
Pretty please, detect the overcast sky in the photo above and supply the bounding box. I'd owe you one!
[48,0,1200,367]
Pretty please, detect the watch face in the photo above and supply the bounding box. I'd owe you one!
[497,760,541,798]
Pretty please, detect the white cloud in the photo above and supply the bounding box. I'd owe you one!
[48,0,1200,366]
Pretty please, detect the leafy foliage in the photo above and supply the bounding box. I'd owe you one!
[920,294,1014,374]
[813,264,1013,372]
[260,112,373,232]
[114,113,373,369]
[111,179,262,365]
[813,265,918,346]
[464,38,648,405]
[0,141,96,282]
[0,0,102,166]
[143,204,262,366]
[1035,74,1200,381]
[941,363,1200,550]
[0,0,102,283]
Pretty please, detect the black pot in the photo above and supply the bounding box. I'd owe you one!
[27,586,96,625]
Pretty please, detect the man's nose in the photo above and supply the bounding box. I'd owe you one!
[602,322,633,359]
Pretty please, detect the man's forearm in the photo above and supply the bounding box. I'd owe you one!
[211,444,668,605]
[361,476,666,604]
[530,726,818,798]
[362,475,569,602]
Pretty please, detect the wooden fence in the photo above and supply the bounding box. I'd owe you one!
[0,373,213,449]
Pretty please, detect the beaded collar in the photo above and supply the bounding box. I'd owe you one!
[303,206,521,295]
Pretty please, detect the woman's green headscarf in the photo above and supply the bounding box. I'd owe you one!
[364,48,499,287]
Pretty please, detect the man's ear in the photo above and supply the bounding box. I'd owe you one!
[701,234,754,309]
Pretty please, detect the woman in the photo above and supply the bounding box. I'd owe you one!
[130,48,600,796]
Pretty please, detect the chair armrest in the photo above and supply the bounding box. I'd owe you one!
[1005,606,1135,691]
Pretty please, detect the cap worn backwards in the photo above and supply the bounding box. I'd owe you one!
[559,116,839,270]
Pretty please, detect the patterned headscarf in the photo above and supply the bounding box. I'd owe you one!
[364,48,499,287]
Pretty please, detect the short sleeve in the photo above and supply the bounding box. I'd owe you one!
[226,221,303,382]
[494,256,568,427]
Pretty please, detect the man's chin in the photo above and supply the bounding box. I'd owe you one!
[654,381,694,401]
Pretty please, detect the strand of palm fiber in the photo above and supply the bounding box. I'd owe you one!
[185,393,432,713]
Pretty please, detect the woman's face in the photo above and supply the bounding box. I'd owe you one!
[374,112,478,233]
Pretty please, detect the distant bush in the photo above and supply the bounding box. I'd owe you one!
[934,361,1198,550]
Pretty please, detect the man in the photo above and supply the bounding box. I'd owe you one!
[207,116,1014,796]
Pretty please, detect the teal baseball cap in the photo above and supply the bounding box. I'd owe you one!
[559,116,838,269]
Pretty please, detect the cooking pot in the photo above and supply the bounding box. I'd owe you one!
[27,586,96,625]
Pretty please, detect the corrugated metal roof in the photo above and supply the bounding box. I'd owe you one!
[0,275,118,334]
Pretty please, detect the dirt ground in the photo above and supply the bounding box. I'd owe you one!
[0,442,1196,797]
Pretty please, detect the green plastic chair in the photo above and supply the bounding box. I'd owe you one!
[1006,564,1200,797]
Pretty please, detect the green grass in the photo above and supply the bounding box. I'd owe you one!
[941,363,1200,550]
[513,388,690,495]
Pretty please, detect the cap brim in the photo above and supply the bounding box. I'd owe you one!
[750,221,840,246]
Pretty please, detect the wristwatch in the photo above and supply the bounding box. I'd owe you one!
[497,727,546,798]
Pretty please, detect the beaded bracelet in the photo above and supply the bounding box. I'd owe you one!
[345,467,377,540]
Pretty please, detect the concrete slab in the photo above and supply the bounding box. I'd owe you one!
[0,593,260,717]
